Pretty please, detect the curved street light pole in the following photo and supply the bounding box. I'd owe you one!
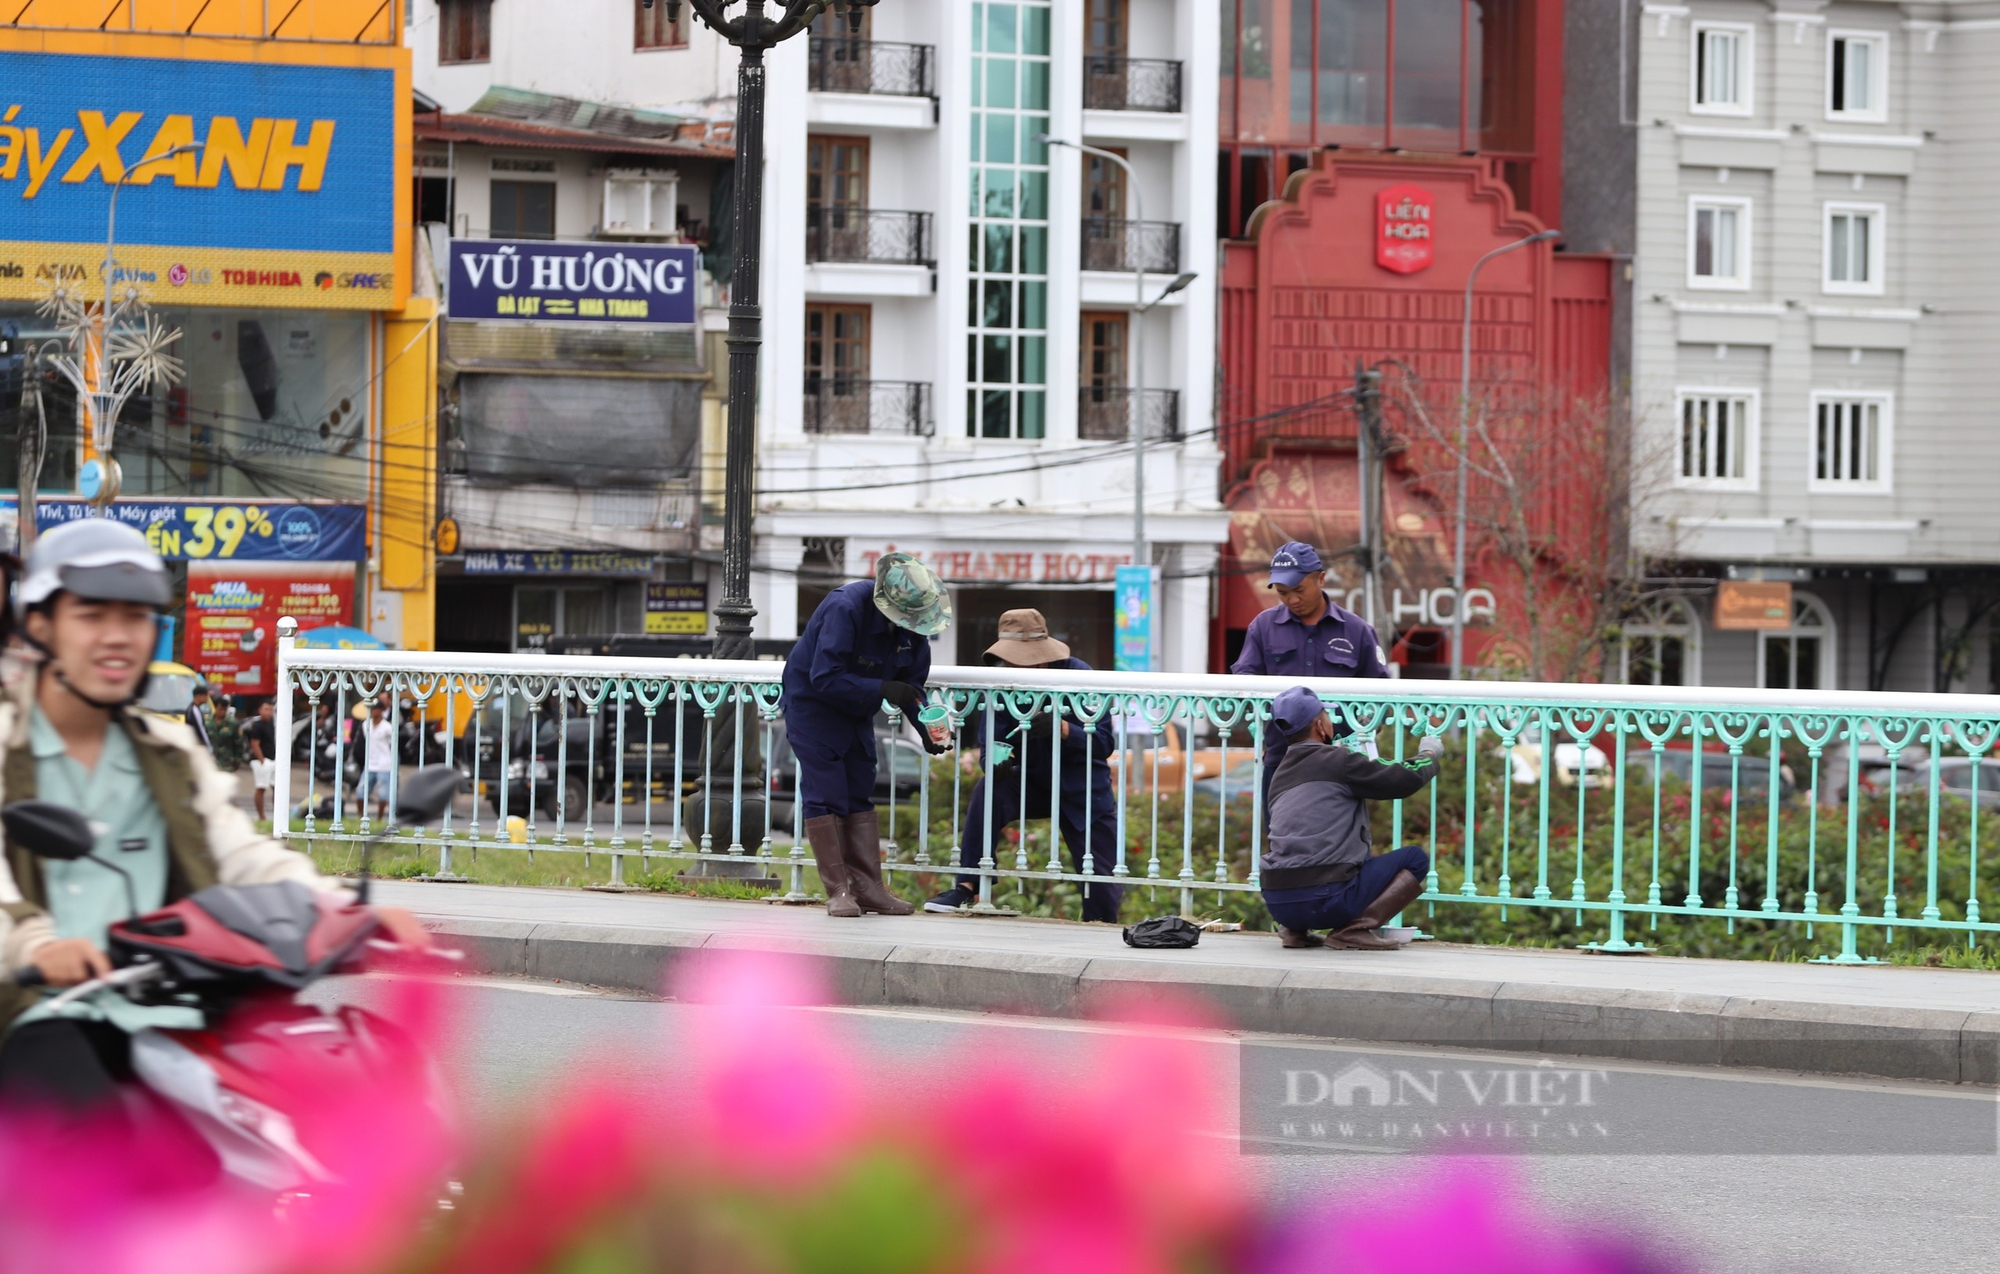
[657,0,874,659]
[1450,227,1560,681]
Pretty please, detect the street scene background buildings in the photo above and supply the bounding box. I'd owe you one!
[4,0,1999,694]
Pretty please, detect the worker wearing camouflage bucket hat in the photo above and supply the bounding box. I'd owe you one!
[781,552,952,916]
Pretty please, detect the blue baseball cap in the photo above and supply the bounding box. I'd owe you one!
[1268,541,1324,589]
[1271,686,1329,738]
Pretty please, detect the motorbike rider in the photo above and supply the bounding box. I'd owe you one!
[0,519,430,1110]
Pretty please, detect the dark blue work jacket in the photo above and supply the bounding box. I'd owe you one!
[1234,600,1390,781]
[782,581,931,737]
[967,657,1115,796]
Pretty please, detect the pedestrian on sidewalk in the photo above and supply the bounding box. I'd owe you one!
[781,552,951,917]
[243,698,278,823]
[1230,541,1391,798]
[186,682,214,752]
[358,698,396,822]
[924,609,1122,922]
[1261,686,1438,950]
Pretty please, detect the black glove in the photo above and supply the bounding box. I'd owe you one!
[881,681,923,716]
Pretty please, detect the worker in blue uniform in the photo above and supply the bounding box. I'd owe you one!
[1230,541,1392,797]
[923,609,1123,923]
[781,552,951,917]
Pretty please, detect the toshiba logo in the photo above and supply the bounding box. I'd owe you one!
[222,269,302,287]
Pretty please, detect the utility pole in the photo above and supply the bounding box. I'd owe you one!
[653,0,875,660]
[1354,363,1384,641]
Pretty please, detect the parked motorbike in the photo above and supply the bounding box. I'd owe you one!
[4,765,464,1194]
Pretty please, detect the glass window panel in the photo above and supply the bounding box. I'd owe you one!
[1849,41,1872,112]
[983,334,1013,384]
[1830,215,1850,281]
[984,224,1015,272]
[983,168,1015,218]
[1394,0,1462,130]
[983,279,1013,329]
[1023,118,1049,164]
[1022,3,1049,55]
[1019,225,1047,273]
[987,3,1016,54]
[1715,209,1737,276]
[1318,0,1388,127]
[969,110,982,162]
[982,389,1013,437]
[971,2,985,52]
[985,58,1017,108]
[985,113,1016,164]
[1019,390,1045,439]
[1022,60,1050,110]
[1019,170,1048,219]
[966,388,979,436]
[1020,280,1046,327]
[1019,335,1045,384]
[1694,208,1715,276]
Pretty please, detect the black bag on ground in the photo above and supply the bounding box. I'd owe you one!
[1122,916,1201,948]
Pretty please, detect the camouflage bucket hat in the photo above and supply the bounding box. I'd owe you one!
[873,552,952,636]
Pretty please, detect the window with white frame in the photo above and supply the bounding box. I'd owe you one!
[1811,393,1891,490]
[600,169,678,238]
[1688,197,1751,289]
[1822,203,1884,295]
[1622,597,1702,687]
[1760,593,1835,690]
[1827,31,1888,122]
[1678,390,1757,488]
[1692,24,1753,115]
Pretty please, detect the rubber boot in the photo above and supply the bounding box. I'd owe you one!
[1327,869,1423,950]
[805,815,861,917]
[841,809,913,915]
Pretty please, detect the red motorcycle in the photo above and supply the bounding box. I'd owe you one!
[4,765,464,1193]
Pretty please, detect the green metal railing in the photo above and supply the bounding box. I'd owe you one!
[274,638,2000,963]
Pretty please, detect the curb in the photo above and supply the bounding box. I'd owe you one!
[423,917,1999,1087]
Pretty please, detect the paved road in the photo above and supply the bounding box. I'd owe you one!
[313,974,2000,1274]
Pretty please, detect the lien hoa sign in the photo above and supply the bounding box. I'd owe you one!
[1376,183,1435,275]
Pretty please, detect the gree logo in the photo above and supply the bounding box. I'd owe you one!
[0,105,337,199]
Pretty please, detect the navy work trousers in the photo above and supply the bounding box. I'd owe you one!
[1260,845,1430,932]
[956,774,1123,923]
[791,716,878,820]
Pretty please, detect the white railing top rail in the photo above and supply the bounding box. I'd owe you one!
[276,641,2000,718]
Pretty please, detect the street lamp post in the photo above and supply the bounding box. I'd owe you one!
[652,0,875,660]
[1038,136,1192,587]
[80,140,203,508]
[1449,227,1561,680]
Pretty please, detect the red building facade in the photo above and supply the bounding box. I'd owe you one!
[1215,151,1613,675]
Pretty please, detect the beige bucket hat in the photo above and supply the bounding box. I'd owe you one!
[983,608,1071,666]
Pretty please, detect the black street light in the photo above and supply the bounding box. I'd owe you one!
[650,0,879,659]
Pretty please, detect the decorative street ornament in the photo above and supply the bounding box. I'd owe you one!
[34,278,184,509]
[1376,183,1436,275]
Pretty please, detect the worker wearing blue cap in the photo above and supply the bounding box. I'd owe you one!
[1231,541,1390,793]
[1261,686,1438,949]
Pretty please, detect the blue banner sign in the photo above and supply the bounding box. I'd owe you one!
[462,550,657,576]
[0,51,399,310]
[1113,565,1157,673]
[449,240,698,325]
[3,500,366,561]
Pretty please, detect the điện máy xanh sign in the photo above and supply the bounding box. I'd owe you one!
[0,50,398,310]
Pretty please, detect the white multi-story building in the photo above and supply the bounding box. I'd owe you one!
[1630,1,2000,693]
[411,0,1227,669]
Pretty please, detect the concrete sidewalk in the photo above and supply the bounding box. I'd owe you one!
[380,881,2000,1086]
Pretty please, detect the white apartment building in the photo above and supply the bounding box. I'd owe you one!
[1631,1,2000,693]
[411,0,1227,669]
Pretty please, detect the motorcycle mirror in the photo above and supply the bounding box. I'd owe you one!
[1,801,97,862]
[395,765,461,826]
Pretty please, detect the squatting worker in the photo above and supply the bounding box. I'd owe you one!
[0,519,430,1111]
[1261,687,1439,950]
[924,610,1122,923]
[782,552,951,918]
[1229,541,1391,794]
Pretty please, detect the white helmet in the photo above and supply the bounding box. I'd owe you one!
[18,518,172,616]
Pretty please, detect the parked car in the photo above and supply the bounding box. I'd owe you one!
[1501,740,1612,789]
[457,692,703,815]
[1879,755,2000,808]
[1632,745,1796,802]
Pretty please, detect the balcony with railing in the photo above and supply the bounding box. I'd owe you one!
[1083,56,1183,113]
[807,207,934,266]
[1078,387,1181,442]
[808,36,936,98]
[804,379,933,437]
[1081,218,1181,274]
